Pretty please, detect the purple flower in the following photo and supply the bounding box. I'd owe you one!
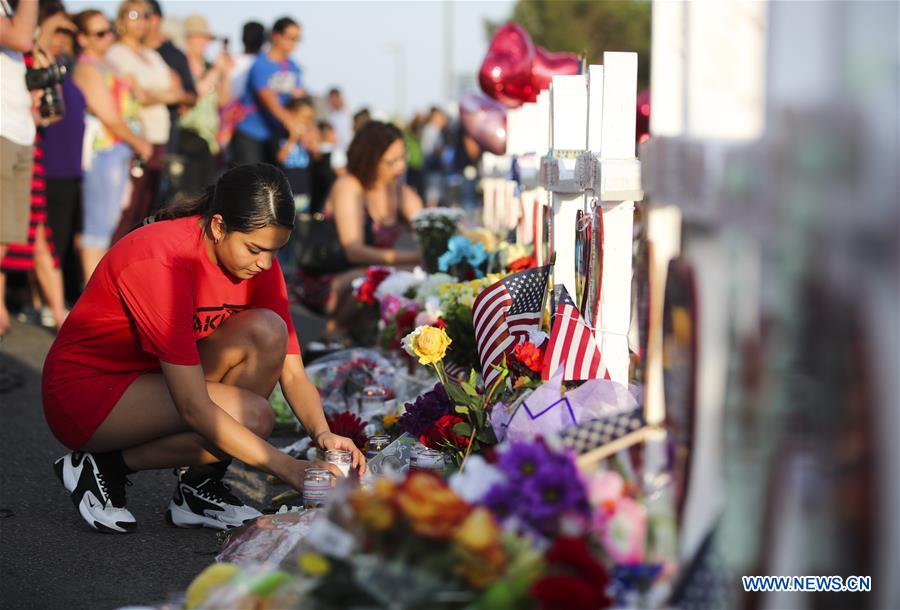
[482,482,519,520]
[522,463,591,524]
[397,383,451,437]
[496,441,550,483]
[482,440,591,541]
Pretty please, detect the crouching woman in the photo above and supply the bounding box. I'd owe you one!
[43,163,363,533]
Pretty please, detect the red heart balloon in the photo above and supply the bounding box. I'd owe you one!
[459,92,507,155]
[532,46,581,91]
[479,22,537,108]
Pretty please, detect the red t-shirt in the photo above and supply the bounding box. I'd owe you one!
[42,215,301,449]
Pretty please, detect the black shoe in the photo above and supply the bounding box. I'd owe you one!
[165,468,261,530]
[54,452,136,533]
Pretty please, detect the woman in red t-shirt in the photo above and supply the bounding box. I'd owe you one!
[43,163,363,533]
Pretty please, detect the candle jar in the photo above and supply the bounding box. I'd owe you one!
[325,449,352,477]
[410,443,444,473]
[365,434,392,460]
[302,468,334,508]
[359,385,389,420]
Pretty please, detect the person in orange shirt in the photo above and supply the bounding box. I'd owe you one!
[44,163,363,533]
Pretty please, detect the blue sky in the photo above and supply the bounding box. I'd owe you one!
[66,0,516,119]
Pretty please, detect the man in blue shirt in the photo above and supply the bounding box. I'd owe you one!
[231,16,304,166]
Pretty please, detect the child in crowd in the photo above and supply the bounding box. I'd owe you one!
[275,97,318,273]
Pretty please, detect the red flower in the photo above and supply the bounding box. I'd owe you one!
[420,414,470,450]
[530,537,610,610]
[433,318,447,329]
[396,307,418,330]
[513,341,544,372]
[355,267,392,304]
[508,256,535,272]
[325,411,369,449]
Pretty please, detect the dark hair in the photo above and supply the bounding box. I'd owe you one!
[352,107,370,133]
[38,0,66,23]
[145,0,160,16]
[242,21,265,53]
[272,16,298,35]
[328,87,341,97]
[285,96,313,112]
[346,121,403,189]
[153,164,295,234]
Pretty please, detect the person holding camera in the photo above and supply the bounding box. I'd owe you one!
[0,0,38,337]
[0,1,75,332]
[72,8,152,282]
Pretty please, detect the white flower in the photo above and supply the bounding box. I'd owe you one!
[374,270,422,301]
[400,326,423,359]
[449,455,506,503]
[414,273,456,303]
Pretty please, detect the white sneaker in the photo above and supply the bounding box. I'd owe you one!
[166,470,261,530]
[54,452,137,534]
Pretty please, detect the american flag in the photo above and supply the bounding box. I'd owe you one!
[541,285,610,381]
[473,265,551,387]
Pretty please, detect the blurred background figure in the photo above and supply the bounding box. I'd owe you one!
[219,20,264,159]
[421,105,447,206]
[0,0,38,338]
[72,7,151,282]
[144,0,196,160]
[325,86,351,151]
[173,13,232,199]
[296,121,422,343]
[106,0,189,241]
[231,16,303,166]
[0,1,72,331]
[39,0,85,304]
[403,112,425,199]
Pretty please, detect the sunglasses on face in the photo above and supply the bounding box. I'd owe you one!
[86,28,113,38]
[126,10,151,21]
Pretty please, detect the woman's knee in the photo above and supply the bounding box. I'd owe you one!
[243,309,289,358]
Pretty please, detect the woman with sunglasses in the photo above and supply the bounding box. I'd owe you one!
[72,9,151,282]
[106,0,189,242]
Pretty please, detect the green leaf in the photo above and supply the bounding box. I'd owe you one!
[460,381,479,397]
[468,369,478,387]
[444,382,469,405]
[477,427,498,445]
[452,421,473,437]
[454,404,470,415]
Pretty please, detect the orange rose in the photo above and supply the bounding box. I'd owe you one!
[350,478,397,532]
[395,472,472,539]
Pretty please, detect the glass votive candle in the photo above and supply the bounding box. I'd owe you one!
[359,385,389,419]
[302,468,334,508]
[365,434,391,460]
[410,443,444,473]
[325,449,352,477]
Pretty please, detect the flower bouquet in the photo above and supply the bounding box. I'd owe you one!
[411,208,466,273]
[437,274,506,373]
[398,325,510,470]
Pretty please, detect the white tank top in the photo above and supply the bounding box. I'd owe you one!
[0,49,36,146]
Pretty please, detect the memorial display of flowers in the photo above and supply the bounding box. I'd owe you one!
[410,207,466,273]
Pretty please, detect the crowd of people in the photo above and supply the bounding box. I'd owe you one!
[0,0,482,341]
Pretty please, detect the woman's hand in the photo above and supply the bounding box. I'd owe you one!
[282,459,343,493]
[315,431,367,474]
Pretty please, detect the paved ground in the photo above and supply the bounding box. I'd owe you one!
[0,307,327,610]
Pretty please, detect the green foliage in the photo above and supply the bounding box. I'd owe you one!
[488,0,651,89]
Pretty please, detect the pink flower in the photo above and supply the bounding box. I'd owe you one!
[380,294,409,321]
[589,470,625,517]
[600,497,647,564]
[415,310,439,327]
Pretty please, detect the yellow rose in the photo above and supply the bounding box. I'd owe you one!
[462,227,499,252]
[452,506,502,553]
[403,325,452,365]
[453,508,507,588]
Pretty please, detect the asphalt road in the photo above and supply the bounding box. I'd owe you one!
[0,306,327,610]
